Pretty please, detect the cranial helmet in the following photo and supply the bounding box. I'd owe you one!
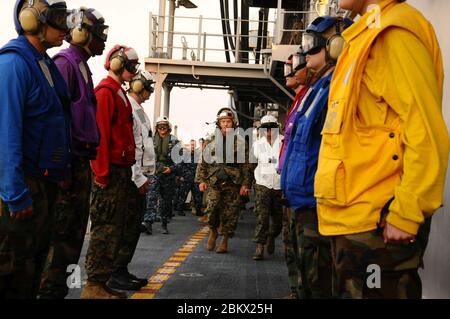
[15,0,70,35]
[104,45,140,75]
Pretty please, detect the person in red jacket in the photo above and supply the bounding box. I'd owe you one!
[81,45,143,299]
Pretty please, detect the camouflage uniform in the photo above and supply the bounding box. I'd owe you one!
[85,165,135,283]
[174,150,203,213]
[331,218,431,299]
[195,133,252,237]
[0,178,57,299]
[38,157,91,298]
[143,174,159,223]
[281,206,300,298]
[253,184,282,244]
[294,208,332,299]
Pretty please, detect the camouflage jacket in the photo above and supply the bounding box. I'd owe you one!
[195,132,253,187]
[175,150,200,182]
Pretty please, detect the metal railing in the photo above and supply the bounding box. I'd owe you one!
[149,13,276,64]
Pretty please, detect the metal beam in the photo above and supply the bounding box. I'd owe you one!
[145,58,268,79]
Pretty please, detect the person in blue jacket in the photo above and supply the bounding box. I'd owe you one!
[280,15,353,299]
[0,0,72,299]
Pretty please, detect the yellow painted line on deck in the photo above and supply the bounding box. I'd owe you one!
[131,226,209,299]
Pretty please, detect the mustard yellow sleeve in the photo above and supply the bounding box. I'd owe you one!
[378,28,449,235]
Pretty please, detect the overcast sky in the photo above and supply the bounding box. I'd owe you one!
[0,0,264,144]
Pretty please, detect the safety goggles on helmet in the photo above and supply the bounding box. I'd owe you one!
[42,7,71,31]
[88,23,109,41]
[218,110,234,120]
[302,32,327,56]
[124,60,140,74]
[284,55,295,77]
[284,63,296,78]
[142,81,154,93]
[293,47,307,71]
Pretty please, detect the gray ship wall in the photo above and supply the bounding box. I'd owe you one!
[408,0,450,299]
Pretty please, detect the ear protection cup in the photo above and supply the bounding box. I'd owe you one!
[110,48,125,73]
[325,19,346,61]
[19,2,41,34]
[326,34,346,61]
[71,27,89,46]
[130,79,144,94]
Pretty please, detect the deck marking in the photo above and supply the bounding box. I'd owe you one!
[131,226,209,299]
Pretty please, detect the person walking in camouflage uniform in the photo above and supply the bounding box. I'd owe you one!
[196,108,252,254]
[152,116,179,234]
[174,140,203,217]
[0,0,71,299]
[81,45,142,299]
[251,115,283,261]
[38,7,108,299]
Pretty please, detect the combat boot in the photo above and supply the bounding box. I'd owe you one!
[198,214,208,223]
[267,235,275,255]
[162,221,169,234]
[142,221,152,235]
[216,235,228,254]
[206,228,218,251]
[253,243,264,260]
[81,281,126,299]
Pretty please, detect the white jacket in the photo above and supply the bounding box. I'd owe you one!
[252,134,283,190]
[130,96,156,188]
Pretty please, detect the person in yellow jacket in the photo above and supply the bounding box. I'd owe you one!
[314,0,449,298]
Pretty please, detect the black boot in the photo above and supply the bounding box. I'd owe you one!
[177,210,186,216]
[141,221,152,235]
[121,268,148,287]
[161,222,169,235]
[106,271,144,291]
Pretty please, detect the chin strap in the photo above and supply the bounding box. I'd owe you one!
[309,61,335,83]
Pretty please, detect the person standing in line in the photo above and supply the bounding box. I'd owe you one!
[0,0,72,299]
[281,16,353,299]
[315,0,448,299]
[38,7,109,299]
[278,51,312,299]
[81,45,141,299]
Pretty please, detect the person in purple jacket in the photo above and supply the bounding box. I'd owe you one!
[38,7,109,299]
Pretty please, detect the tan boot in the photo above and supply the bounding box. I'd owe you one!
[267,236,275,255]
[216,235,228,254]
[198,214,208,223]
[253,243,264,260]
[81,281,127,299]
[206,228,218,251]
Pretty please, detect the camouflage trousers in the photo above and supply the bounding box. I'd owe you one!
[282,207,300,297]
[330,218,432,299]
[294,208,332,299]
[206,183,241,237]
[85,165,140,283]
[174,181,203,212]
[0,177,57,299]
[38,157,91,299]
[158,174,176,224]
[253,184,282,244]
[143,174,159,223]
